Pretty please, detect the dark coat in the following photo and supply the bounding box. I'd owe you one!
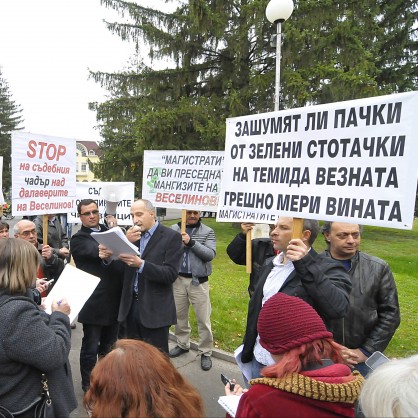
[324,250,400,353]
[70,224,123,325]
[226,233,275,296]
[118,223,183,328]
[0,292,77,417]
[241,248,352,363]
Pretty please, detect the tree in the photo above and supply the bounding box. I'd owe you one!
[0,67,24,194]
[90,0,417,190]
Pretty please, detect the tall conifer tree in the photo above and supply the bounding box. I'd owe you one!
[0,68,24,193]
[90,0,417,186]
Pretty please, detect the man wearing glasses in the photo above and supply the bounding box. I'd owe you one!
[13,219,64,303]
[168,210,216,371]
[70,199,123,392]
[321,221,400,376]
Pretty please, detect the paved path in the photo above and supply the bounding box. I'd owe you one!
[69,324,243,417]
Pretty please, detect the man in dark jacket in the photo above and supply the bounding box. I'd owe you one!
[241,217,352,380]
[99,199,183,355]
[226,223,275,296]
[70,199,123,392]
[321,221,400,376]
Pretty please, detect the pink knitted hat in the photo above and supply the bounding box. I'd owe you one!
[258,293,333,354]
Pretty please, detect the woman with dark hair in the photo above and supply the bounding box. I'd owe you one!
[0,238,77,417]
[226,293,364,417]
[0,221,9,238]
[84,339,205,418]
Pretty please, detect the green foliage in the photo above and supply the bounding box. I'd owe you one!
[166,217,418,357]
[90,0,417,192]
[0,68,24,193]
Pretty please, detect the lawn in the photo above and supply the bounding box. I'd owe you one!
[164,218,418,358]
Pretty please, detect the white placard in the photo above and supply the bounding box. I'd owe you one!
[43,264,100,323]
[217,91,418,230]
[142,150,224,211]
[11,132,77,216]
[67,182,135,225]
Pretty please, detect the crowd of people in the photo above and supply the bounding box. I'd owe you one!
[0,203,415,418]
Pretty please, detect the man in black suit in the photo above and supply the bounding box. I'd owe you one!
[70,199,123,392]
[99,199,183,354]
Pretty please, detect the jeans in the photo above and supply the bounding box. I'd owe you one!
[80,323,119,390]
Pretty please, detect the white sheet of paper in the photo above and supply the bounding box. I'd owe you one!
[218,395,242,418]
[234,344,252,383]
[43,264,100,323]
[91,226,139,260]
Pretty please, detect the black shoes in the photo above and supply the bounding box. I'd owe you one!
[169,345,189,358]
[201,355,212,371]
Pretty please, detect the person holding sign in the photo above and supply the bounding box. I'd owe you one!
[14,219,64,303]
[321,222,400,376]
[227,223,276,297]
[99,199,183,354]
[240,217,352,381]
[169,209,216,371]
[70,199,124,393]
[34,214,70,261]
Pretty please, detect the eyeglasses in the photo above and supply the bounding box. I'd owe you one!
[80,210,100,216]
[20,229,36,237]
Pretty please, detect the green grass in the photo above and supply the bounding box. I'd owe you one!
[165,218,418,358]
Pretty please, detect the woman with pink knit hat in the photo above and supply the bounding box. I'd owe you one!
[225,293,364,417]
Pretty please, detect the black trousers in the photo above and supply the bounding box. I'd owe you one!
[79,323,119,390]
[125,296,170,354]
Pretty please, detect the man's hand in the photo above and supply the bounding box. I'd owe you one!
[98,244,113,260]
[286,239,308,261]
[126,225,142,243]
[334,343,364,367]
[105,215,118,228]
[41,244,53,261]
[181,232,191,245]
[119,253,143,269]
[240,223,254,235]
[58,247,70,258]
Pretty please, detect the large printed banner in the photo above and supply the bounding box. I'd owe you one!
[142,150,224,211]
[217,91,418,229]
[67,182,135,225]
[11,132,76,216]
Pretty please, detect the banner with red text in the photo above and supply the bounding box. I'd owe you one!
[11,132,76,216]
[217,91,418,229]
[142,150,224,211]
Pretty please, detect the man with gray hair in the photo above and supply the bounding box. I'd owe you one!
[321,221,400,376]
[14,219,64,302]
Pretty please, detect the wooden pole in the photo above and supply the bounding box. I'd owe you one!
[292,217,304,239]
[246,229,252,273]
[43,215,48,245]
[181,209,187,234]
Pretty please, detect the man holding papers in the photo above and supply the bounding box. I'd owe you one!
[70,199,124,393]
[99,199,183,354]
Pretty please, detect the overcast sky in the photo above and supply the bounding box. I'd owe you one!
[0,0,137,141]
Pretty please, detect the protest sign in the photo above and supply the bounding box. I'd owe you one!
[67,182,135,225]
[11,132,76,216]
[217,91,418,229]
[142,150,224,211]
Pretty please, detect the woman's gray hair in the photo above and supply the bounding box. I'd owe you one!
[359,354,418,417]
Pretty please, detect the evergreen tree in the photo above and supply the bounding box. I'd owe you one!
[0,68,24,194]
[90,0,417,188]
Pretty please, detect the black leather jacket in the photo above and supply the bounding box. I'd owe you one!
[226,234,275,296]
[324,250,400,354]
[241,248,352,363]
